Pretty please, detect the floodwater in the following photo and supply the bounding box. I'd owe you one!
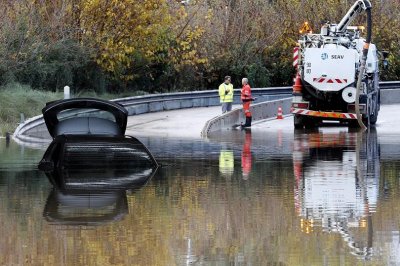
[1,127,400,265]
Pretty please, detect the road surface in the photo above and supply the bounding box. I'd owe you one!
[127,104,400,139]
[127,105,241,138]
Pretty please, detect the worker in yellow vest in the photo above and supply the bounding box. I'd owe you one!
[218,76,234,113]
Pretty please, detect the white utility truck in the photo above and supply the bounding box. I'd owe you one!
[291,0,386,128]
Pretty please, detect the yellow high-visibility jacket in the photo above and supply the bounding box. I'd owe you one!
[219,150,234,176]
[218,83,234,103]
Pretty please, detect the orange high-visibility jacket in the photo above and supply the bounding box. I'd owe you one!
[241,84,252,102]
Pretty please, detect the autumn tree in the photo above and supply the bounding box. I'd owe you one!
[0,0,399,92]
[0,0,91,90]
[77,0,208,91]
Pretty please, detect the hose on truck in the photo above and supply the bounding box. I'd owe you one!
[355,2,372,130]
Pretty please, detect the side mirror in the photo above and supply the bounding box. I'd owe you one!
[378,50,389,70]
[383,59,389,70]
[381,51,389,59]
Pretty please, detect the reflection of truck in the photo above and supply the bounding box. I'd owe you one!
[293,130,379,258]
[291,0,386,128]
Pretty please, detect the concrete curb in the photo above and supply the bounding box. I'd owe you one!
[201,98,292,137]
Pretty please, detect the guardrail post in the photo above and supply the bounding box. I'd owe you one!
[64,86,71,99]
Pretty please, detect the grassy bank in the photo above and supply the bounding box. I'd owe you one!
[0,84,62,136]
[0,84,139,136]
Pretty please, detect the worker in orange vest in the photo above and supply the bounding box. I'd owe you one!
[241,78,254,128]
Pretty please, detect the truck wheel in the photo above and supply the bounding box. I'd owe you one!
[304,117,317,129]
[369,92,380,125]
[369,109,378,125]
[294,115,304,129]
[361,108,371,127]
[348,120,360,128]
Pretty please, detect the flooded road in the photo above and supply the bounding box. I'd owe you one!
[1,127,399,265]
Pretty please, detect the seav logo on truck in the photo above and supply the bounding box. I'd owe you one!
[321,53,344,60]
[331,55,344,59]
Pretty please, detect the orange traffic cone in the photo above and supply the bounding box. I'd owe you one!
[293,73,303,93]
[277,106,283,119]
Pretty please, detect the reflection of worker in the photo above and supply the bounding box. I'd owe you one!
[219,149,234,177]
[241,131,252,179]
[218,76,234,113]
[240,78,253,128]
[5,132,10,148]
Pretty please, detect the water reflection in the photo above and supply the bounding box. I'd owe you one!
[219,149,234,177]
[217,130,254,179]
[42,159,158,226]
[44,189,129,226]
[5,132,10,148]
[4,128,400,264]
[241,130,253,179]
[293,128,379,259]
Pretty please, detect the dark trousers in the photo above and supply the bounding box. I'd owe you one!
[222,102,232,113]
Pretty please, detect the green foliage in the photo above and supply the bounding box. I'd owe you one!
[264,47,294,86]
[0,1,98,92]
[0,83,62,135]
[372,1,400,81]
[18,40,92,90]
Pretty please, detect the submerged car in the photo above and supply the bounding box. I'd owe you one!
[38,98,158,171]
[38,98,158,225]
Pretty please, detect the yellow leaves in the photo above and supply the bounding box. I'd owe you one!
[205,8,213,20]
[78,0,209,79]
[124,74,134,81]
[176,6,188,19]
[180,41,190,51]
[80,0,172,78]
[125,47,134,54]
[197,58,208,64]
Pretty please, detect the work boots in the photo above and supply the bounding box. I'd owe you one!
[241,116,252,128]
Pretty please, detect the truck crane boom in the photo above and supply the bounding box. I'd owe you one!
[336,0,371,33]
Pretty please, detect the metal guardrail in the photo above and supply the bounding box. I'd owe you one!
[379,81,400,89]
[113,86,292,106]
[115,87,292,115]
[113,81,400,107]
[88,81,400,116]
[12,81,400,141]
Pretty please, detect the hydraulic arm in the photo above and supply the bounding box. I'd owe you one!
[336,0,372,33]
